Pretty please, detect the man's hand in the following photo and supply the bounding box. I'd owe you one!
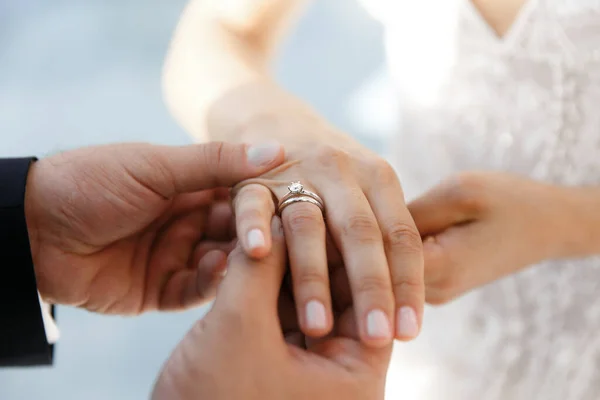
[24,141,284,314]
[152,217,392,400]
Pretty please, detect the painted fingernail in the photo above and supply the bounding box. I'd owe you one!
[366,309,392,340]
[247,141,282,167]
[396,306,419,339]
[247,229,265,250]
[305,300,327,331]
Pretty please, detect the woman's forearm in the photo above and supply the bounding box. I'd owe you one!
[547,185,600,260]
[163,0,315,143]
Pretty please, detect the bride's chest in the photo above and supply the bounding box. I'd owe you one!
[381,0,600,61]
[382,0,600,115]
[383,0,600,184]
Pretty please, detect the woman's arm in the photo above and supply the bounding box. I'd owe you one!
[561,185,600,257]
[163,0,311,142]
[163,0,426,347]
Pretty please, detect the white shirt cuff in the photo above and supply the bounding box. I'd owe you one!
[38,293,60,344]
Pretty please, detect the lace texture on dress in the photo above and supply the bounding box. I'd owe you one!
[377,1,600,398]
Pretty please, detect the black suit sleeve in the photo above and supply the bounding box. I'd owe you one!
[0,158,53,367]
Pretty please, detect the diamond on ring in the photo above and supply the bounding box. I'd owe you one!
[288,181,303,194]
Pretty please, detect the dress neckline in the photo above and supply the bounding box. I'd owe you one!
[465,0,539,48]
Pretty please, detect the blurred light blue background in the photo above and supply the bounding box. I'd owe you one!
[0,1,386,399]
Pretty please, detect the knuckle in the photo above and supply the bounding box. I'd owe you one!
[197,142,227,186]
[355,275,392,298]
[285,206,323,234]
[314,145,350,170]
[237,184,262,198]
[235,185,273,217]
[432,274,459,293]
[426,277,459,306]
[342,214,381,244]
[238,207,265,225]
[382,221,423,253]
[238,188,270,207]
[137,148,177,196]
[444,173,487,212]
[204,141,226,166]
[202,142,231,182]
[391,275,424,298]
[294,269,328,290]
[135,146,161,169]
[370,158,400,186]
[236,183,265,199]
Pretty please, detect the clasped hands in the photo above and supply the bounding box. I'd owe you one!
[28,140,569,399]
[27,141,390,400]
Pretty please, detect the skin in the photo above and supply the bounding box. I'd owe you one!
[164,0,425,347]
[152,217,392,400]
[408,172,600,305]
[470,0,528,38]
[25,141,284,314]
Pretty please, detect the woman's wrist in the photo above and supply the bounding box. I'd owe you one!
[206,80,350,149]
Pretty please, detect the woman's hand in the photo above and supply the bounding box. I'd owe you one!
[230,115,425,347]
[163,0,424,347]
[408,171,586,305]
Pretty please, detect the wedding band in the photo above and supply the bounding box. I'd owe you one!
[277,181,325,216]
[280,181,324,205]
[278,196,324,215]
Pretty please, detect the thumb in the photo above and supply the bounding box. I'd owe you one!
[211,216,287,327]
[408,177,480,237]
[122,141,284,197]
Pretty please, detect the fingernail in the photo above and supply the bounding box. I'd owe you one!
[247,229,265,250]
[247,141,282,167]
[396,306,419,339]
[366,309,392,340]
[305,300,327,331]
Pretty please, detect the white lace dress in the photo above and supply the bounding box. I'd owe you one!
[360,1,600,399]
